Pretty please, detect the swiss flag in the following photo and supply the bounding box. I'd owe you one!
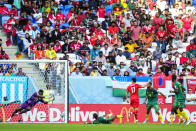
[3,23,13,33]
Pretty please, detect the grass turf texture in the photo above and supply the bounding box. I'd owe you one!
[0,123,196,131]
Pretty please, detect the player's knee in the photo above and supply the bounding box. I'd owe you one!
[171,108,175,114]
[26,107,31,111]
[156,111,160,115]
[179,108,183,112]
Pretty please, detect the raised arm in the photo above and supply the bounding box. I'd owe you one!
[159,91,166,99]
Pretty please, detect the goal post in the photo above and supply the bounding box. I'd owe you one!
[0,60,69,123]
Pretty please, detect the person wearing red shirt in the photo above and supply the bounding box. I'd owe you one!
[165,13,174,26]
[166,20,175,36]
[0,2,9,26]
[95,26,104,37]
[68,14,80,26]
[136,68,146,76]
[186,40,194,51]
[188,68,196,76]
[191,56,196,66]
[152,13,163,31]
[7,13,15,25]
[126,78,150,123]
[98,4,106,18]
[154,68,166,77]
[156,26,166,51]
[182,14,194,33]
[9,5,18,16]
[0,2,8,15]
[180,52,189,65]
[108,22,119,36]
[0,51,9,60]
[168,69,178,79]
[90,32,99,46]
[26,19,33,31]
[56,9,65,23]
[142,20,154,35]
[66,7,75,22]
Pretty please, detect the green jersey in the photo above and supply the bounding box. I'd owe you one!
[173,81,185,101]
[93,117,111,124]
[146,88,158,104]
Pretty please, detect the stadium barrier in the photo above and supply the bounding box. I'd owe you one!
[0,104,196,123]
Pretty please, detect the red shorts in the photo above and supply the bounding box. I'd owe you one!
[130,99,139,108]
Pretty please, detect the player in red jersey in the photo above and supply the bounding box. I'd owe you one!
[125,78,150,123]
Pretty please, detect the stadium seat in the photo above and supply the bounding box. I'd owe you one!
[4,4,12,11]
[60,23,69,29]
[64,5,73,12]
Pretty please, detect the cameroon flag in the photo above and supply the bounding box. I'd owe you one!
[15,51,23,59]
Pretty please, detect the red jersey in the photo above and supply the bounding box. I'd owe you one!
[156,30,166,40]
[152,17,163,30]
[98,8,106,18]
[56,13,65,22]
[135,73,145,76]
[182,17,193,30]
[142,25,154,34]
[126,83,142,100]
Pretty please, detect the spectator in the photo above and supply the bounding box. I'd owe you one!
[95,51,106,64]
[71,67,83,77]
[136,68,145,76]
[0,51,9,60]
[186,88,196,104]
[90,45,100,60]
[154,68,166,77]
[108,22,119,36]
[22,33,33,52]
[53,41,62,53]
[123,47,131,59]
[180,52,189,65]
[187,68,196,76]
[146,68,153,76]
[115,50,127,65]
[45,45,57,60]
[107,62,115,76]
[123,71,130,76]
[90,67,100,76]
[127,61,138,74]
[125,40,138,53]
[35,45,45,60]
[114,69,121,76]
[16,68,26,76]
[77,42,90,57]
[153,46,162,60]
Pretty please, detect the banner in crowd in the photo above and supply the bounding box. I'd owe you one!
[111,77,173,104]
[186,78,196,93]
[1,104,196,123]
[0,76,28,103]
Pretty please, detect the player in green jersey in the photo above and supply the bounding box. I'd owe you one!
[170,75,191,125]
[86,113,123,124]
[143,82,166,124]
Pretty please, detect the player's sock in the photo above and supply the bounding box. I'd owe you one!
[176,109,182,121]
[145,114,149,120]
[181,111,190,121]
[116,115,123,119]
[134,110,138,121]
[158,114,163,122]
[170,114,174,123]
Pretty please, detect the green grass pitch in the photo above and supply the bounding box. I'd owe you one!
[0,123,196,131]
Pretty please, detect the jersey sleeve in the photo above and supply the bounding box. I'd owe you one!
[136,84,142,88]
[126,86,130,93]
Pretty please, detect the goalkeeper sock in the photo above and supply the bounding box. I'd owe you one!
[158,114,163,122]
[181,111,190,121]
[116,115,123,119]
[176,109,182,121]
[170,114,174,123]
[145,114,149,120]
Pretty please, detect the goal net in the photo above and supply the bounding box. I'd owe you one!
[0,60,68,123]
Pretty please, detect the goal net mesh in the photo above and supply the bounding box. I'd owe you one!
[0,60,68,123]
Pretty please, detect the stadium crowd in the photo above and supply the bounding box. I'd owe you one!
[0,0,196,77]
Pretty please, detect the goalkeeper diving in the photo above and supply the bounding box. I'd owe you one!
[7,89,48,122]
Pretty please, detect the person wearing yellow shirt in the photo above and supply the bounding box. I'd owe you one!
[121,0,128,12]
[4,69,15,76]
[90,67,100,76]
[45,45,57,60]
[124,40,138,53]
